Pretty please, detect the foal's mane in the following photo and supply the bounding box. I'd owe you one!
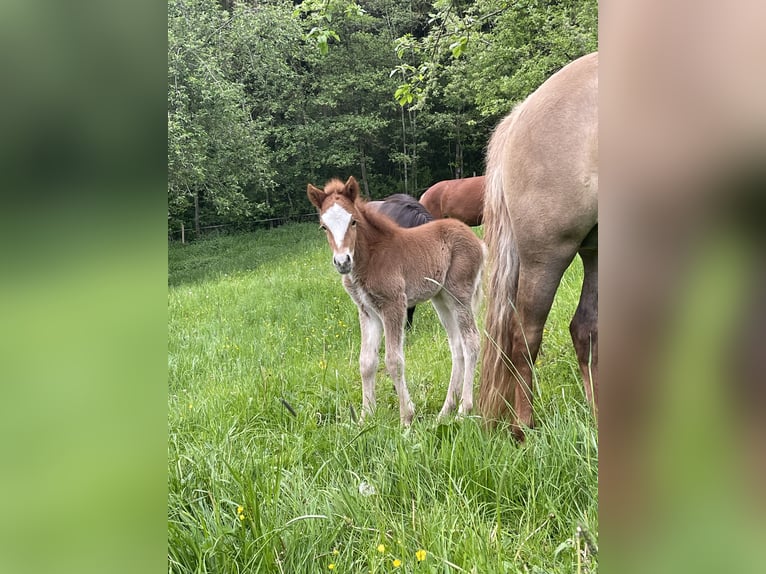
[322,178,399,238]
[358,199,400,237]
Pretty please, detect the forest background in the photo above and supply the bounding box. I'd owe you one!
[168,0,598,237]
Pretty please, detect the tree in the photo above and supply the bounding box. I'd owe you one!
[167,0,598,235]
[168,0,286,233]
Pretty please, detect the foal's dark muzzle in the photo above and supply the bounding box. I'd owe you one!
[333,254,352,274]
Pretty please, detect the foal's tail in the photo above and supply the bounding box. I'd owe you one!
[478,108,522,425]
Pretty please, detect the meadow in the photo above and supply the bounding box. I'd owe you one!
[168,223,598,573]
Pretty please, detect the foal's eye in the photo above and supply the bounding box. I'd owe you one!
[351,219,357,227]
[319,224,326,231]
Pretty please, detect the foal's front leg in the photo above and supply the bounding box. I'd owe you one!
[358,305,383,422]
[381,302,415,426]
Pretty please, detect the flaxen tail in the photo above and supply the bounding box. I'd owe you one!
[479,107,523,425]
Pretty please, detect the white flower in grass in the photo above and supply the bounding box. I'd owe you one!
[358,481,376,496]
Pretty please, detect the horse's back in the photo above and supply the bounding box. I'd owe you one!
[374,194,433,228]
[419,183,446,219]
[488,52,598,244]
[420,177,485,226]
[442,176,485,226]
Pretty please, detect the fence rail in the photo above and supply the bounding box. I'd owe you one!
[168,213,318,242]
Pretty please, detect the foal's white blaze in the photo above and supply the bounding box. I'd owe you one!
[321,202,353,247]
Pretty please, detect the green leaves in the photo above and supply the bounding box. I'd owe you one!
[392,0,598,116]
[393,84,415,106]
[167,0,597,235]
[448,35,468,59]
[296,0,367,55]
[168,0,289,228]
[306,26,341,56]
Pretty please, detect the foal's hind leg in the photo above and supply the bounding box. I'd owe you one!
[431,295,466,419]
[456,305,480,416]
[432,289,480,418]
[570,247,598,417]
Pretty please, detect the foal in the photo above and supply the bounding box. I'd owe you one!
[308,176,484,425]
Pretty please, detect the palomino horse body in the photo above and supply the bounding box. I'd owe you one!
[479,52,598,438]
[419,176,485,226]
[308,176,484,425]
[366,194,434,329]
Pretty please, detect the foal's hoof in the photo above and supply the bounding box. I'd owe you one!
[358,405,376,426]
[457,403,473,417]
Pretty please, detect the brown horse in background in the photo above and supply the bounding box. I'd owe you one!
[419,176,485,226]
[479,52,598,439]
[308,176,484,425]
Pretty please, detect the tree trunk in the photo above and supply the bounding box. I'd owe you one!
[455,118,463,179]
[359,142,370,198]
[400,106,408,194]
[193,191,200,236]
[410,108,418,194]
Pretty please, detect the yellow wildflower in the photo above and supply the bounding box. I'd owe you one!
[377,544,386,553]
[392,559,402,568]
[416,549,427,562]
[237,506,244,514]
[328,563,335,570]
[332,548,339,556]
[238,514,245,521]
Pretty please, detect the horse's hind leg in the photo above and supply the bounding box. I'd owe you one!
[431,295,466,419]
[511,254,577,435]
[570,246,598,416]
[456,304,480,415]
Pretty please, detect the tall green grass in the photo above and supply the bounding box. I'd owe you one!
[168,223,597,573]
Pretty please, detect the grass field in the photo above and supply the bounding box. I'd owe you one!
[168,223,598,573]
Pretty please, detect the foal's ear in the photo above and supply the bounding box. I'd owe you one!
[343,176,360,201]
[307,183,327,209]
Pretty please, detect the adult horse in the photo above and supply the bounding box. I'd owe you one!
[308,176,484,425]
[419,175,485,226]
[479,52,598,439]
[367,194,435,329]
